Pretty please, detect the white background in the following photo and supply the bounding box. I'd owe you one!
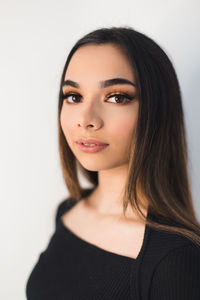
[0,0,199,299]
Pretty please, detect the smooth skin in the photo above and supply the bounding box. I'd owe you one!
[60,44,148,259]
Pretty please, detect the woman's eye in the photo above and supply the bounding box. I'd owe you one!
[106,93,135,104]
[62,93,81,103]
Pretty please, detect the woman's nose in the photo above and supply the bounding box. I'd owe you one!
[77,100,103,130]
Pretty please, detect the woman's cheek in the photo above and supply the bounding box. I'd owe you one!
[114,116,137,141]
[60,110,73,139]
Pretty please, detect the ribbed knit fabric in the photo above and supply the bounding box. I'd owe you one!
[26,197,200,300]
[149,243,200,299]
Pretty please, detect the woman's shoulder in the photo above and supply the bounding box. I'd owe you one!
[148,241,200,298]
[153,238,200,268]
[140,220,200,299]
[55,188,96,225]
[55,196,77,226]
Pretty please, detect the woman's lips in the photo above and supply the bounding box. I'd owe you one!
[76,138,109,146]
[76,142,109,153]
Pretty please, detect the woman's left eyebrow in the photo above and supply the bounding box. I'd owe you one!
[62,77,136,89]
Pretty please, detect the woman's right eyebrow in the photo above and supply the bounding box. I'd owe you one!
[62,78,136,89]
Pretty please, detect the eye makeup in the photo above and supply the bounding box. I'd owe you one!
[61,89,137,105]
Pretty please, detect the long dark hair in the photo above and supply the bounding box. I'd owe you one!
[57,26,200,246]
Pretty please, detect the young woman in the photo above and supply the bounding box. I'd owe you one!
[26,26,200,300]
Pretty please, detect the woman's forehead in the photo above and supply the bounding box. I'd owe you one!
[64,44,136,83]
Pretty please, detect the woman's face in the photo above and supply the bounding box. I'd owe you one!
[60,43,139,171]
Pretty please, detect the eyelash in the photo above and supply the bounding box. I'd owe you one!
[61,91,136,105]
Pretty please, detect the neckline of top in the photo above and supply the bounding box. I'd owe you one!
[57,198,151,263]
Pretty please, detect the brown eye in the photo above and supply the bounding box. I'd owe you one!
[106,93,135,104]
[61,93,81,103]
